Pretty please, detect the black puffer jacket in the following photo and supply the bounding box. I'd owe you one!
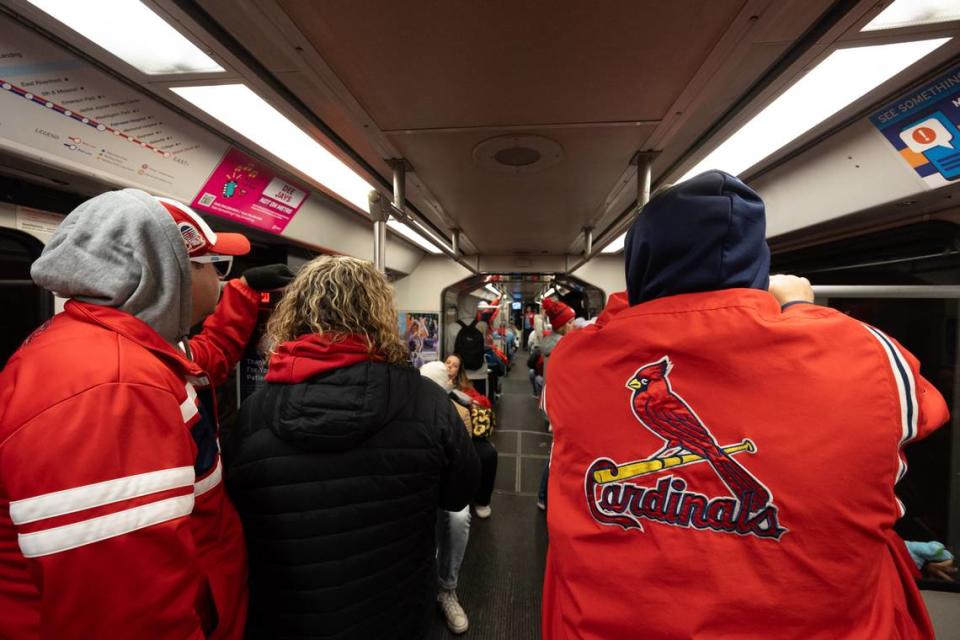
[225,358,480,639]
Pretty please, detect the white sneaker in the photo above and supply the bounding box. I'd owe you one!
[437,589,469,634]
[474,504,492,519]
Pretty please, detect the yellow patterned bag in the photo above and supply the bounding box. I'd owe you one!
[469,405,495,438]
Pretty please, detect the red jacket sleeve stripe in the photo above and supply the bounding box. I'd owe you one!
[9,466,194,526]
[17,494,194,558]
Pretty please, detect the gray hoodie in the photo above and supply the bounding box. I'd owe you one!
[30,188,193,345]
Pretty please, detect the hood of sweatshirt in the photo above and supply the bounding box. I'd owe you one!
[30,188,192,344]
[262,334,414,452]
[624,170,770,306]
[456,291,480,325]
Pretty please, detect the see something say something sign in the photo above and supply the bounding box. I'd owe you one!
[871,65,960,189]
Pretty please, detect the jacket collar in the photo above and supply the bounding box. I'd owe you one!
[66,300,203,378]
[598,288,781,327]
[266,334,384,384]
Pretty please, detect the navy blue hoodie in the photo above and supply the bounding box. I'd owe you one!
[624,170,770,306]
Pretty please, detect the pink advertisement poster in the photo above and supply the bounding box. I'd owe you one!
[191,148,309,234]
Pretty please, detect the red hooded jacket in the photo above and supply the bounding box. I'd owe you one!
[0,279,259,639]
[542,290,948,639]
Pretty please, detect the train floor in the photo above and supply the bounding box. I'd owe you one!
[433,360,551,639]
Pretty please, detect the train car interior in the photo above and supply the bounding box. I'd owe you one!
[1,0,960,637]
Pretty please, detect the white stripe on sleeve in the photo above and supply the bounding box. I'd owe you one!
[864,324,920,518]
[9,466,195,526]
[180,382,199,423]
[864,326,917,443]
[194,458,222,497]
[17,494,194,558]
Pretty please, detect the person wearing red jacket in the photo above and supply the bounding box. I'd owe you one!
[541,171,949,639]
[0,189,292,639]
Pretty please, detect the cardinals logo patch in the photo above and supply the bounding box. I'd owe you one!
[584,356,786,540]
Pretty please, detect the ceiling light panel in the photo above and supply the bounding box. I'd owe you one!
[387,219,442,254]
[172,84,373,213]
[26,0,224,74]
[677,38,951,183]
[601,232,627,254]
[863,0,960,32]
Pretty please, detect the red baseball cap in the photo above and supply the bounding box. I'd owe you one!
[156,197,250,258]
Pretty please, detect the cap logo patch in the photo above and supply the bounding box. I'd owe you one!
[178,222,206,253]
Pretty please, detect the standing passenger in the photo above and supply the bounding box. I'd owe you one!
[536,298,576,510]
[0,190,291,639]
[225,256,480,639]
[541,170,949,639]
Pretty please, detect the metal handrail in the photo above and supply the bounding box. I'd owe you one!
[813,285,960,299]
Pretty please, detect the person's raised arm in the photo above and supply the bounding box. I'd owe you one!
[189,265,294,385]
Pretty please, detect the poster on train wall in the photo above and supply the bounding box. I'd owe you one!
[191,148,309,234]
[870,65,960,188]
[0,14,226,198]
[398,312,440,368]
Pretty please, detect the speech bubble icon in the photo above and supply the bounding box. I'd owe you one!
[900,117,955,153]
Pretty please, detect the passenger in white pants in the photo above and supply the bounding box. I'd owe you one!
[420,361,472,634]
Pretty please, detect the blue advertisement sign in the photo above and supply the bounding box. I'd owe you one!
[870,66,960,186]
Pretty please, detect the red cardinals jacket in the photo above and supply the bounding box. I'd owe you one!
[0,279,259,639]
[542,289,948,640]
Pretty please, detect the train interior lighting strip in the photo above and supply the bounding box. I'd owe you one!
[677,38,952,183]
[25,0,224,74]
[601,232,627,254]
[387,219,445,254]
[862,0,960,32]
[171,84,374,214]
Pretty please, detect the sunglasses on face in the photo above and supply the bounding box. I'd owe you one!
[190,254,233,279]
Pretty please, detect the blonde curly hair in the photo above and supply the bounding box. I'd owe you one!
[265,255,409,365]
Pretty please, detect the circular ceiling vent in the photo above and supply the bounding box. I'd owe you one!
[473,135,563,174]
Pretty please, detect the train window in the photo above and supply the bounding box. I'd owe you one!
[0,228,52,368]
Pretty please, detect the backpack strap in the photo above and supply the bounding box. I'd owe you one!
[457,320,467,329]
[469,318,478,328]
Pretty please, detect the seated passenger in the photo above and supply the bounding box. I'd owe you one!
[541,170,949,639]
[446,354,498,519]
[528,346,545,398]
[421,361,473,635]
[225,256,479,640]
[0,190,292,639]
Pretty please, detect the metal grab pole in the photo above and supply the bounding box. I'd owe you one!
[451,230,460,256]
[368,191,388,274]
[376,222,386,273]
[392,161,406,212]
[635,151,656,212]
[584,227,593,255]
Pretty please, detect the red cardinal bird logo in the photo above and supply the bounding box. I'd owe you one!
[626,356,770,512]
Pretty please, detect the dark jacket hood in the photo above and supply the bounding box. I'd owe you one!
[262,334,417,451]
[624,170,770,306]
